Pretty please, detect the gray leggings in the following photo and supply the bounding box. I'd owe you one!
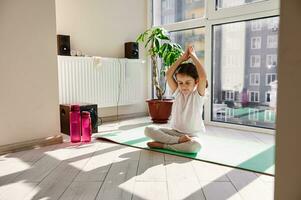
[144,126,202,154]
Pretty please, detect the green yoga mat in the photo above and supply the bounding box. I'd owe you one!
[95,126,275,175]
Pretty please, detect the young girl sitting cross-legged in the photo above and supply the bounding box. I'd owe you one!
[144,45,207,154]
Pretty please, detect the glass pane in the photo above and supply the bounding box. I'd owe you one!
[153,0,205,26]
[162,28,205,98]
[212,17,279,129]
[216,0,267,10]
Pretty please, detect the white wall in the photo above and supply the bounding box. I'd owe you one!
[55,0,147,58]
[55,0,149,117]
[0,0,59,146]
[274,0,301,199]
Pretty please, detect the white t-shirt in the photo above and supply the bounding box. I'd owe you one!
[170,87,206,137]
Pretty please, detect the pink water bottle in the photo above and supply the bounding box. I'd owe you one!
[70,104,81,143]
[81,111,92,142]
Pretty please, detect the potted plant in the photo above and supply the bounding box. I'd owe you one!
[136,27,184,123]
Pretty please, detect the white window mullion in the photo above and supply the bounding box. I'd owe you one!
[204,20,213,125]
[207,9,279,27]
[157,17,207,32]
[207,0,280,20]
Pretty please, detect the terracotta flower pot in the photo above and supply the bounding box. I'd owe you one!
[146,99,174,123]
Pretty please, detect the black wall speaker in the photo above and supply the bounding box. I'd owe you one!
[57,35,71,56]
[60,103,98,135]
[125,42,139,59]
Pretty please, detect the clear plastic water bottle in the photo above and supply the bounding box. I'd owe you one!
[81,111,92,142]
[70,104,81,143]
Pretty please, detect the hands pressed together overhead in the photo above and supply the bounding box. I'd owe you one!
[181,45,197,61]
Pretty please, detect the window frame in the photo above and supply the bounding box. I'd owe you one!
[265,91,271,103]
[248,108,259,121]
[251,20,262,31]
[248,90,260,102]
[264,109,274,122]
[149,0,279,134]
[250,55,261,68]
[267,35,278,49]
[225,107,234,118]
[266,54,277,68]
[225,90,235,101]
[266,73,277,86]
[251,36,262,49]
[250,73,260,86]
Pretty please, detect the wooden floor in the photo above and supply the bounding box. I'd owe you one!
[0,117,274,200]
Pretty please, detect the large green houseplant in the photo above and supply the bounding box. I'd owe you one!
[136,27,184,123]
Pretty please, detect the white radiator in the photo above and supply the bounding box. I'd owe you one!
[57,56,144,107]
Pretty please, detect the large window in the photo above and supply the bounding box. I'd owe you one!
[212,17,279,129]
[153,0,205,26]
[152,0,279,131]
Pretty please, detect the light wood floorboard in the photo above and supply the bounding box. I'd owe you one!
[0,117,274,200]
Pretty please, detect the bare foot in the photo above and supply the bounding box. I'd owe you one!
[147,141,164,149]
[178,135,192,143]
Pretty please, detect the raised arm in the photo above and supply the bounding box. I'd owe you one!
[188,46,207,96]
[166,49,189,93]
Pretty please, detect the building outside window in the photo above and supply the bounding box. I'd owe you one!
[154,0,205,26]
[213,16,279,129]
